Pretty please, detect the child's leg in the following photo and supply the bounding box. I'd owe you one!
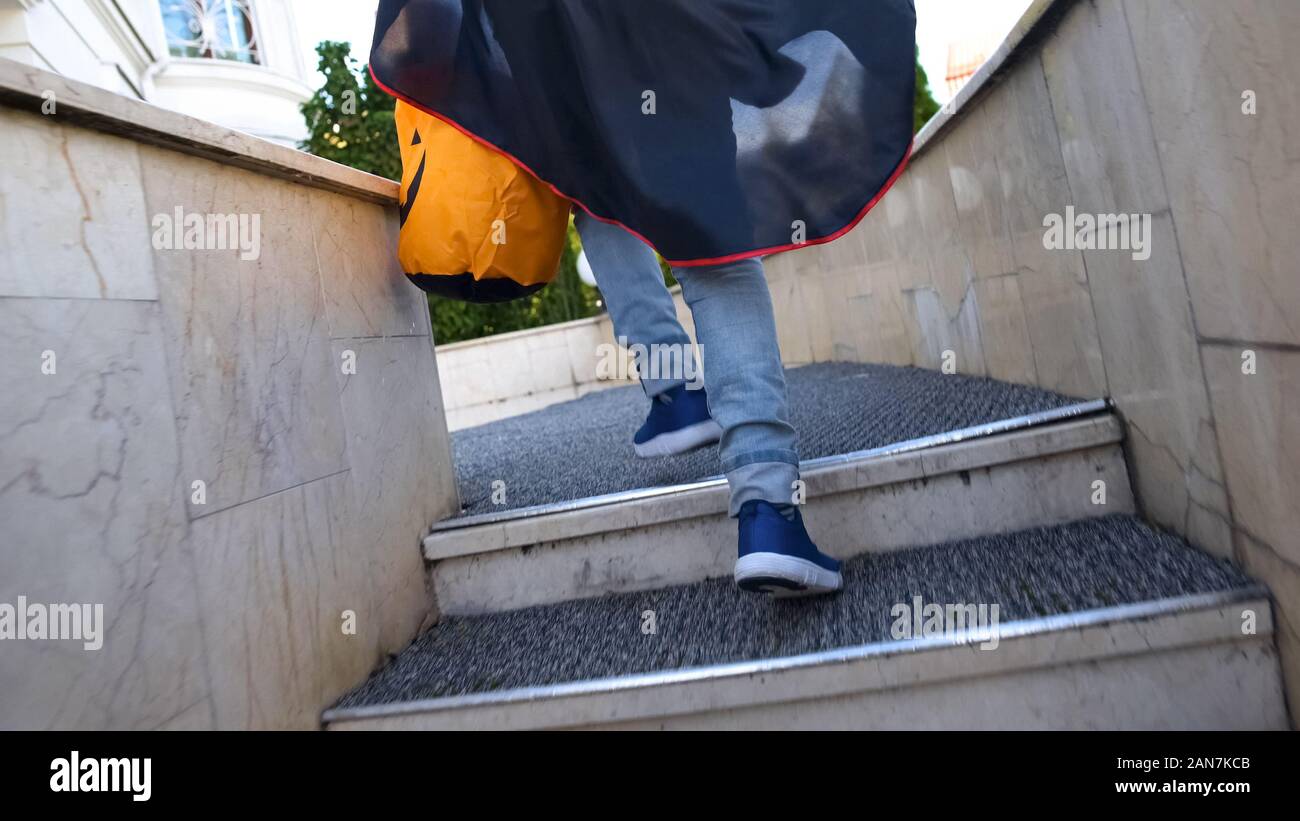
[669,258,799,516]
[673,257,840,597]
[574,211,694,397]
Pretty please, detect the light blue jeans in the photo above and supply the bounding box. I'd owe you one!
[575,211,799,517]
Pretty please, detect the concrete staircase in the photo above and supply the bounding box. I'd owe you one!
[5,0,1297,731]
[323,394,1287,730]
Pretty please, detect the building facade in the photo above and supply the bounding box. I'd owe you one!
[943,30,1006,97]
[0,0,311,144]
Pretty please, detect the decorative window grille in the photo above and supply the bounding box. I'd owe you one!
[162,0,260,65]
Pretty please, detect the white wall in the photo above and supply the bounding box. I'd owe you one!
[0,58,456,729]
[765,0,1300,724]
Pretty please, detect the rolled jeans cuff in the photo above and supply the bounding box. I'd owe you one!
[721,448,799,473]
[725,460,800,518]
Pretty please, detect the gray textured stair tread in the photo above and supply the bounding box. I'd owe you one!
[335,516,1253,709]
[452,362,1083,516]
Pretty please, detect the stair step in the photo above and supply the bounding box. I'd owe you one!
[326,516,1284,730]
[426,406,1131,615]
[450,362,1088,518]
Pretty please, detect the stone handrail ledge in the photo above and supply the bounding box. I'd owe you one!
[913,0,1071,159]
[0,57,399,206]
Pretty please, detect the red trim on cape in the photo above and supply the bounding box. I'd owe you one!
[371,65,913,267]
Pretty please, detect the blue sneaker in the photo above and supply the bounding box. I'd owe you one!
[633,384,723,458]
[735,500,843,597]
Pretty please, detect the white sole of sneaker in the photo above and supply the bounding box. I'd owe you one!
[633,418,723,458]
[734,552,843,598]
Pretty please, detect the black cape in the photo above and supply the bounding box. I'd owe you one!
[371,0,917,265]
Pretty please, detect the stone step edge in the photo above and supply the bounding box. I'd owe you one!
[424,406,1121,562]
[433,399,1109,533]
[322,586,1269,730]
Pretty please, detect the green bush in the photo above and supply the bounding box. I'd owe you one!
[299,41,400,182]
[915,47,942,133]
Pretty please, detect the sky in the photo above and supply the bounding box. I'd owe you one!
[290,0,379,81]
[293,0,1034,105]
